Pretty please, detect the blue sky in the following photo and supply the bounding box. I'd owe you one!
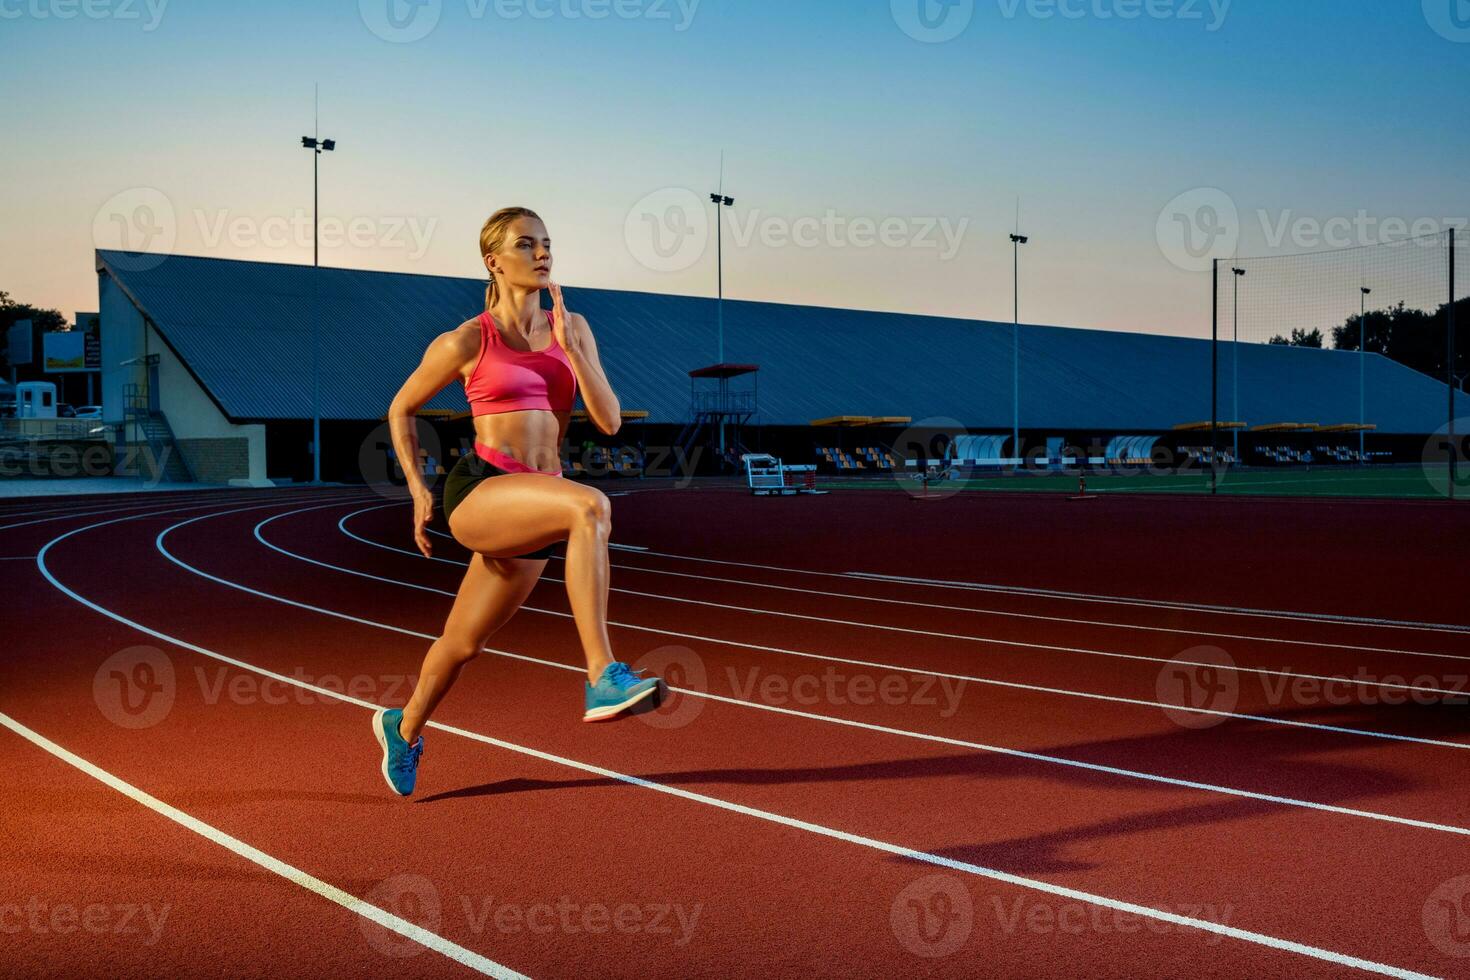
[3,0,1467,336]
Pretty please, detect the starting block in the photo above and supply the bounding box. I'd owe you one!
[742,453,827,496]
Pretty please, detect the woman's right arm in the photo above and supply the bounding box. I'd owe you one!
[388,325,475,555]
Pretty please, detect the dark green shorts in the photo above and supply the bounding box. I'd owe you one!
[441,452,562,560]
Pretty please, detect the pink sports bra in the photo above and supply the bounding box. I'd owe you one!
[464,309,578,416]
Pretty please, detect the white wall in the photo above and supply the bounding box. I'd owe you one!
[99,271,269,484]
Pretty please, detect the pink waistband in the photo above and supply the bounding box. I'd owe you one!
[473,442,564,477]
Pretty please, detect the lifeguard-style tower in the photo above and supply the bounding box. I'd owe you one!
[675,362,758,472]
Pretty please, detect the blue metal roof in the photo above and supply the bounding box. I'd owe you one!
[97,250,1468,433]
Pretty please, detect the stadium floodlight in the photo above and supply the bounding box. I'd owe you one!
[710,151,737,460]
[1231,267,1245,457]
[300,87,337,485]
[1009,233,1028,459]
[1359,286,1372,459]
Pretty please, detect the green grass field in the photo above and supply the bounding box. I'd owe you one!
[820,465,1470,500]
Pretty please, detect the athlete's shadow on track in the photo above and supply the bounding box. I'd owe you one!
[417,701,1469,876]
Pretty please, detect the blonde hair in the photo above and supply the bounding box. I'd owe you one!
[479,207,543,311]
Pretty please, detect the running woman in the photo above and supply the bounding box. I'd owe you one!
[372,206,663,797]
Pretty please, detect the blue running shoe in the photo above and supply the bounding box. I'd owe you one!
[373,707,424,796]
[584,662,664,722]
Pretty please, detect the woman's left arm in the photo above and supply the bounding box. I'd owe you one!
[550,283,621,435]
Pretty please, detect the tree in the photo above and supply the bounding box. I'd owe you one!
[1267,327,1323,348]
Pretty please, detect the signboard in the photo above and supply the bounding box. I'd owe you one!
[6,319,32,366]
[43,331,87,373]
[85,334,101,371]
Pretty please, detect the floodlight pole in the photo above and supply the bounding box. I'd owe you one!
[1449,230,1457,500]
[301,122,335,485]
[1359,286,1371,462]
[710,178,734,459]
[1232,266,1245,459]
[1211,259,1219,495]
[1010,233,1028,462]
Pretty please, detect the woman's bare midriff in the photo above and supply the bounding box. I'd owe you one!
[472,409,569,474]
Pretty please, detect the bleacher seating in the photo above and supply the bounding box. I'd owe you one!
[814,445,899,473]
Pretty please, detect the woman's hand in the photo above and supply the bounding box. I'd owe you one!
[411,484,435,557]
[548,281,579,355]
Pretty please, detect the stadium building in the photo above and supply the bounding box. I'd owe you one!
[93,250,1469,485]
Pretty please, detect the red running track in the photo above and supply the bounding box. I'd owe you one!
[4,483,1470,978]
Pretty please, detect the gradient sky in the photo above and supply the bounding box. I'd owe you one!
[4,0,1467,338]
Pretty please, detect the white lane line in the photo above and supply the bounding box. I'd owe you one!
[420,505,1470,635]
[36,509,1437,980]
[0,486,345,520]
[335,507,1470,749]
[0,710,530,980]
[842,572,1470,636]
[149,502,1464,838]
[422,514,1468,663]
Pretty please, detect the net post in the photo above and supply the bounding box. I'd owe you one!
[1211,258,1219,495]
[1450,229,1457,501]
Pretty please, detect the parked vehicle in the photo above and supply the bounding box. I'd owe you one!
[57,403,77,418]
[74,405,103,419]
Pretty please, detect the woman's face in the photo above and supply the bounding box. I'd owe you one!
[487,217,552,289]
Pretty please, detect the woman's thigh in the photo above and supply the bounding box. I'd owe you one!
[447,472,609,558]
